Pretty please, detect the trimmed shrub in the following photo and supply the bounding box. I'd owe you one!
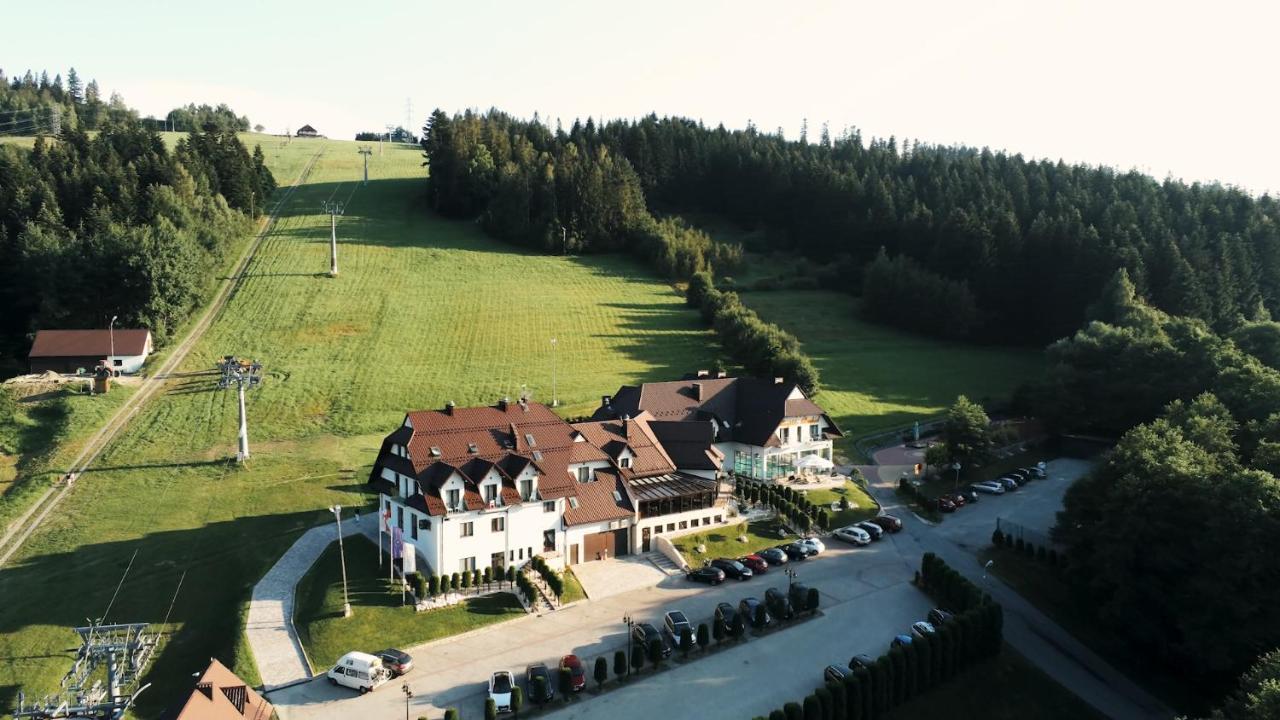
[770,711,787,720]
[614,650,628,678]
[558,666,572,697]
[647,638,663,668]
[532,675,547,704]
[678,626,693,659]
[451,572,461,591]
[483,566,493,587]
[696,622,710,649]
[803,694,822,720]
[825,680,845,720]
[807,587,820,614]
[713,615,727,644]
[784,702,804,720]
[731,613,746,639]
[511,686,523,717]
[594,656,608,690]
[814,685,833,720]
[992,529,1004,547]
[485,698,497,720]
[444,710,459,720]
[427,573,439,597]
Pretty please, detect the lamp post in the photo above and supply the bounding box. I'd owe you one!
[560,225,567,255]
[108,315,117,374]
[330,505,352,618]
[951,461,962,490]
[401,684,413,720]
[623,612,635,678]
[785,566,797,591]
[550,337,558,407]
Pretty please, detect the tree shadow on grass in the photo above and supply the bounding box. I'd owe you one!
[0,509,329,718]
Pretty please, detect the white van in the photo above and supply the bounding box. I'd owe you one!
[327,651,391,694]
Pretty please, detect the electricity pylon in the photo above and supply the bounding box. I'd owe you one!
[218,356,262,462]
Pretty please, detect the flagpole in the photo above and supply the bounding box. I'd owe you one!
[378,501,383,568]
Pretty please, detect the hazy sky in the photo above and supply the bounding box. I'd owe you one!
[7,0,1277,193]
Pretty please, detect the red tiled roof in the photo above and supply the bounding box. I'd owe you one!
[160,659,273,720]
[571,413,675,477]
[29,329,151,358]
[563,469,634,526]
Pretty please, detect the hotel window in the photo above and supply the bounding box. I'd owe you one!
[518,548,524,560]
[620,457,631,468]
[460,522,474,537]
[810,424,821,441]
[485,484,498,503]
[521,479,534,500]
[577,466,591,482]
[410,517,419,541]
[447,489,460,510]
[543,500,556,513]
[491,517,504,532]
[397,506,404,529]
[679,520,688,530]
[460,557,476,573]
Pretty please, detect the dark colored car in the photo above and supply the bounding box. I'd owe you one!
[525,663,554,703]
[927,608,955,626]
[632,622,673,658]
[848,654,874,671]
[999,476,1021,491]
[710,558,753,580]
[559,655,585,692]
[715,601,738,629]
[870,515,903,533]
[1007,469,1030,483]
[687,565,726,585]
[739,597,771,628]
[739,554,769,573]
[375,648,413,677]
[758,547,789,565]
[778,542,813,560]
[765,587,794,621]
[855,520,884,540]
[788,582,813,613]
[891,634,913,648]
[958,487,979,503]
[824,664,852,683]
[935,496,957,512]
[946,492,966,508]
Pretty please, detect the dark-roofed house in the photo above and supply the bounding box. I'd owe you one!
[160,658,273,720]
[295,124,319,137]
[28,328,153,374]
[593,374,842,481]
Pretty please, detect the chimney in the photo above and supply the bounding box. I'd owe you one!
[601,395,612,408]
[692,382,703,401]
[696,369,710,378]
[498,396,509,411]
[774,377,784,385]
[444,400,456,415]
[622,413,631,432]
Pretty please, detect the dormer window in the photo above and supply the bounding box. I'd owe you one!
[484,484,498,504]
[447,489,460,510]
[620,457,632,469]
[520,478,534,500]
[577,466,591,483]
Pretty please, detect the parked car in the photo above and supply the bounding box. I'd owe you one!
[911,621,937,638]
[739,554,769,573]
[739,597,771,628]
[715,602,738,629]
[788,582,813,612]
[1024,464,1047,479]
[687,566,726,585]
[632,623,672,657]
[824,664,852,682]
[848,654,874,671]
[927,608,954,626]
[664,611,696,646]
[778,542,813,560]
[758,547,789,566]
[935,496,957,513]
[870,515,903,533]
[855,520,884,540]
[833,525,871,545]
[797,537,826,554]
[710,558,753,580]
[374,648,413,677]
[891,634,913,648]
[525,663,554,703]
[765,587,794,621]
[972,481,1005,495]
[327,651,391,694]
[958,487,979,503]
[489,670,514,712]
[998,476,1020,491]
[559,655,585,692]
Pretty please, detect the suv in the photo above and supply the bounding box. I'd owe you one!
[739,597,771,628]
[765,587,794,621]
[972,481,1005,495]
[663,611,695,647]
[687,565,726,585]
[525,663,554,703]
[632,623,672,658]
[714,601,738,628]
[870,515,903,533]
[833,525,870,545]
[927,608,954,626]
[788,583,813,613]
[855,520,884,540]
[709,558,753,580]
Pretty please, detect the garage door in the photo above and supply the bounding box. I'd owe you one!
[612,528,629,557]
[584,531,611,561]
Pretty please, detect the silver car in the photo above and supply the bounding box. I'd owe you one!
[833,525,871,545]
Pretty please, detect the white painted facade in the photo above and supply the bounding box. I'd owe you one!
[635,504,731,554]
[723,388,837,480]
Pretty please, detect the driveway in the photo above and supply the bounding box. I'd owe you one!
[570,553,671,600]
[268,537,922,720]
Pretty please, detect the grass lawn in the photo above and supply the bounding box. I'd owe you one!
[980,547,1211,714]
[560,568,588,604]
[884,645,1103,720]
[0,137,720,716]
[800,480,879,527]
[674,518,793,562]
[295,537,525,669]
[735,290,1043,444]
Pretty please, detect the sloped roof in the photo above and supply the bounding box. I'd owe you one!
[159,659,273,720]
[29,329,151,358]
[570,412,675,477]
[563,469,634,526]
[647,420,724,471]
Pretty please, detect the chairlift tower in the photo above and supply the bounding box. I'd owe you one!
[322,201,345,276]
[218,356,263,462]
[13,621,159,720]
[358,147,372,184]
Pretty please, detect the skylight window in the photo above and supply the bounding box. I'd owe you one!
[613,491,623,502]
[525,433,536,447]
[467,443,478,454]
[568,497,579,509]
[429,446,441,457]
[532,450,543,461]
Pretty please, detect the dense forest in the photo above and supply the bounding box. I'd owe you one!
[0,86,276,375]
[162,103,250,133]
[0,67,134,135]
[420,109,1280,345]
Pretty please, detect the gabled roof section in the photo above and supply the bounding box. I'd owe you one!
[159,658,273,720]
[570,412,676,476]
[562,469,635,526]
[29,329,151,358]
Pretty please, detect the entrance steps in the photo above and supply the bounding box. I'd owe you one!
[644,551,683,576]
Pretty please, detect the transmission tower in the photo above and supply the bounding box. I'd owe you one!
[404,98,413,137]
[358,147,372,184]
[322,201,345,276]
[13,622,159,720]
[218,356,262,462]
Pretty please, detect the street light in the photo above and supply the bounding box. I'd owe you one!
[401,684,413,720]
[329,505,352,618]
[623,612,635,678]
[108,315,118,375]
[951,461,962,489]
[785,566,797,591]
[560,225,567,255]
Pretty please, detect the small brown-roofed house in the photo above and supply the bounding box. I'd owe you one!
[28,328,153,374]
[295,124,319,138]
[160,658,274,720]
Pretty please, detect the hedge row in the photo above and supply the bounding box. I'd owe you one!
[408,566,520,601]
[753,555,1003,720]
[991,530,1062,568]
[743,481,831,532]
[528,555,565,598]
[686,272,820,395]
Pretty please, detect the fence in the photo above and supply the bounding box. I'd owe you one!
[996,517,1056,549]
[850,417,945,461]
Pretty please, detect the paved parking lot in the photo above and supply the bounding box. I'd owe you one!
[269,535,927,720]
